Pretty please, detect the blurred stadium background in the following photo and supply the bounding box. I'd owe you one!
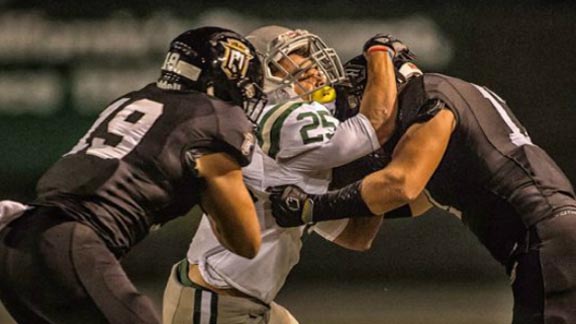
[1,1,575,323]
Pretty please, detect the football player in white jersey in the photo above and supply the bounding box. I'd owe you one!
[162,26,403,324]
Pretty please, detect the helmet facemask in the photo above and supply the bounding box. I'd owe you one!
[261,30,346,102]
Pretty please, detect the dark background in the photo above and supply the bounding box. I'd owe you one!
[1,1,575,323]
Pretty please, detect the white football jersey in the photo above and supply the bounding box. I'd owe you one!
[187,100,380,303]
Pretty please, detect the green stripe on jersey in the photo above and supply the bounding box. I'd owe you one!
[259,102,302,158]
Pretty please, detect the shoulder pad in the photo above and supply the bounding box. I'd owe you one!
[210,100,256,166]
[258,101,338,159]
[382,76,445,152]
[397,76,445,132]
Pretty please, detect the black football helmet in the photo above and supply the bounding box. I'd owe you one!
[334,55,367,122]
[334,49,422,122]
[157,26,267,122]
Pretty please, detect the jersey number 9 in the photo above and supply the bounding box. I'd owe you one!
[65,98,164,159]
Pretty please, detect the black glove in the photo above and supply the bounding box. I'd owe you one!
[268,185,316,227]
[269,181,379,227]
[362,34,416,69]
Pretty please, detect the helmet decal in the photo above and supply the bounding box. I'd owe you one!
[219,38,254,80]
[160,52,202,82]
[345,61,367,87]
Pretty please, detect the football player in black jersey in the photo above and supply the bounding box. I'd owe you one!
[0,26,266,324]
[269,35,576,324]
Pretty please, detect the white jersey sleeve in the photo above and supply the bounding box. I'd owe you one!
[258,101,380,172]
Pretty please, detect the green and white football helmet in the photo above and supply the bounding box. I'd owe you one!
[246,25,345,104]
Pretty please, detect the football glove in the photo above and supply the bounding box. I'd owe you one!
[269,180,378,228]
[268,185,316,227]
[363,34,416,69]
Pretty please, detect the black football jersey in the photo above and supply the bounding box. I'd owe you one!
[395,74,576,263]
[35,83,255,256]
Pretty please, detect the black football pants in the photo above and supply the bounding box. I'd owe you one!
[0,207,160,324]
[510,208,576,324]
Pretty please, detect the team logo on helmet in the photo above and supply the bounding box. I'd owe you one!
[345,62,366,86]
[219,38,254,80]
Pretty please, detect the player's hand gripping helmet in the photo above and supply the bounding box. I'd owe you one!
[334,43,422,122]
[246,25,346,104]
[157,26,267,122]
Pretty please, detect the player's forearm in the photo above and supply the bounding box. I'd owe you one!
[359,51,398,144]
[270,179,414,227]
[198,153,262,259]
[311,170,416,222]
[360,109,455,214]
[360,168,418,215]
[333,216,383,251]
[203,185,261,259]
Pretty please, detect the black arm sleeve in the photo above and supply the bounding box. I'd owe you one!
[312,180,413,221]
[312,180,377,222]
